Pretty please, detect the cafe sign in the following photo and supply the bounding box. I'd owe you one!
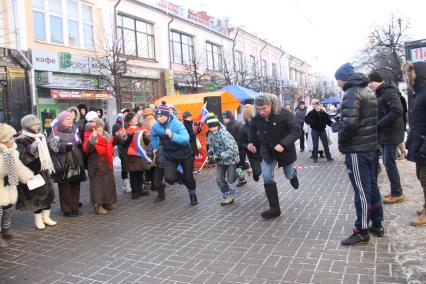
[51,89,113,100]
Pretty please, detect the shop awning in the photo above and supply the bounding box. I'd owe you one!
[51,89,113,100]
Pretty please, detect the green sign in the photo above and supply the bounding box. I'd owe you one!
[204,83,216,92]
[60,52,72,68]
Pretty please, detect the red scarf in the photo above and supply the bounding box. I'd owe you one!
[83,130,114,169]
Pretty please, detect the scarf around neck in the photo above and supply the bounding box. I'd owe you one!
[1,146,19,187]
[22,130,55,174]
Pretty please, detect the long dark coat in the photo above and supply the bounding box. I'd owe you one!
[15,134,55,212]
[84,132,117,206]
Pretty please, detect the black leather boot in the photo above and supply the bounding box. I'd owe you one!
[154,183,165,203]
[261,182,281,219]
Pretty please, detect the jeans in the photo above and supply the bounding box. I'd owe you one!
[261,158,296,184]
[345,152,383,229]
[216,164,238,193]
[164,157,196,190]
[416,163,426,210]
[382,144,402,196]
[311,129,331,160]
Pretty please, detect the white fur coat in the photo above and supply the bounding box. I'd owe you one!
[0,143,34,206]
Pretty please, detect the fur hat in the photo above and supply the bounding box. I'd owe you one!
[368,71,384,83]
[335,63,355,81]
[206,113,220,128]
[0,123,16,143]
[58,111,73,124]
[143,107,155,118]
[125,112,136,123]
[242,104,254,124]
[92,118,105,129]
[85,111,99,122]
[21,114,39,131]
[155,101,170,116]
[182,111,192,120]
[403,61,426,89]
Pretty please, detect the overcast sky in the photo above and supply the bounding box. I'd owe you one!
[173,0,426,78]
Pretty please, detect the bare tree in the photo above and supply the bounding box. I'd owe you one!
[182,45,210,94]
[355,14,409,82]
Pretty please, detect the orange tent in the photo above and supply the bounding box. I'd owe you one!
[155,91,240,116]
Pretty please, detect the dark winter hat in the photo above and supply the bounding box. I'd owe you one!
[77,103,87,112]
[222,110,233,120]
[368,71,384,83]
[155,101,170,117]
[299,101,305,106]
[335,63,355,81]
[21,114,39,131]
[206,113,220,128]
[182,111,192,120]
[125,112,136,123]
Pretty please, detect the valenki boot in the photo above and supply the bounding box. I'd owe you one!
[34,213,46,230]
[42,209,57,226]
[261,182,281,219]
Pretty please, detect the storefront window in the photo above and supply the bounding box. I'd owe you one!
[121,78,159,107]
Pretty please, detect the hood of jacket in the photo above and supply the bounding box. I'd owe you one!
[67,106,80,122]
[343,73,370,92]
[403,61,426,92]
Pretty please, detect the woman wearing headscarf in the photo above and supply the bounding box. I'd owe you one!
[48,111,86,217]
[15,115,57,230]
[83,118,120,215]
[0,123,34,248]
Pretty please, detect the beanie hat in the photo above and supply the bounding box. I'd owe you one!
[182,111,192,120]
[155,101,170,116]
[0,123,17,143]
[77,103,87,112]
[125,112,136,123]
[222,110,233,120]
[299,101,305,106]
[335,63,355,81]
[21,114,39,131]
[368,71,384,83]
[143,107,154,118]
[206,113,220,128]
[58,111,73,124]
[85,111,99,122]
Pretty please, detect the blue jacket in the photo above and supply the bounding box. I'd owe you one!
[150,114,192,161]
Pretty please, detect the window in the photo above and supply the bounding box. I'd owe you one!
[206,42,223,71]
[171,31,193,65]
[261,60,267,77]
[32,0,94,49]
[121,78,160,107]
[272,63,277,79]
[235,50,243,72]
[116,15,155,60]
[249,55,256,75]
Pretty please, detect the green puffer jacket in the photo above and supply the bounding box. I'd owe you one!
[207,127,240,166]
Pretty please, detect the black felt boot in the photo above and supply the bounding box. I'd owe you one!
[261,182,281,219]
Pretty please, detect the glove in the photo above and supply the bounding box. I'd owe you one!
[207,155,220,164]
[65,143,74,152]
[29,141,39,156]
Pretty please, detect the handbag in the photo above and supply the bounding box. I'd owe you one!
[53,151,86,183]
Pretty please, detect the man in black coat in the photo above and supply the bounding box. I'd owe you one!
[368,71,405,204]
[305,102,333,162]
[294,101,307,152]
[335,63,383,246]
[247,93,302,219]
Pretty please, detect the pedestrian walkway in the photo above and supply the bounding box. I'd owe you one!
[0,140,425,283]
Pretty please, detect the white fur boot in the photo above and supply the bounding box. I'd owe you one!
[34,213,46,230]
[42,209,57,226]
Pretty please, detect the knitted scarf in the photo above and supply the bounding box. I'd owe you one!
[1,148,18,187]
[83,130,114,169]
[21,130,55,174]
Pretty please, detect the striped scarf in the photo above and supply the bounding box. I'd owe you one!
[1,148,18,187]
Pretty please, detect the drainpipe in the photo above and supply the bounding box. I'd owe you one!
[259,42,268,92]
[232,28,239,81]
[167,15,175,70]
[278,47,285,97]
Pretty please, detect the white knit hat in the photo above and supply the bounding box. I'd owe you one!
[85,111,99,122]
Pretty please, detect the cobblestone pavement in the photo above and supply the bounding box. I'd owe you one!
[0,138,425,283]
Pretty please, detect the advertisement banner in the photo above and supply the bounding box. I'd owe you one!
[51,89,113,100]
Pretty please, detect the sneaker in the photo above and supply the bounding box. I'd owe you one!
[368,225,385,237]
[221,196,234,206]
[327,158,334,162]
[383,195,404,204]
[236,179,247,187]
[410,211,426,226]
[341,229,370,246]
[290,170,299,189]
